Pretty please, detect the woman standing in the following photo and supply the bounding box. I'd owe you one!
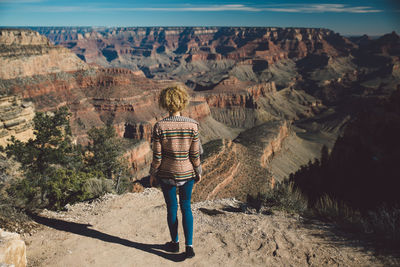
[149,85,202,259]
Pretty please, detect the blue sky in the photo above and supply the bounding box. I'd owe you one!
[0,0,399,36]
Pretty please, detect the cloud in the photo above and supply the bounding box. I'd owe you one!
[27,3,383,14]
[124,5,260,12]
[33,4,260,12]
[261,4,382,13]
[0,0,43,3]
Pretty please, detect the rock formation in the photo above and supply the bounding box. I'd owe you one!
[0,228,27,267]
[0,96,35,147]
[122,140,152,179]
[193,121,290,201]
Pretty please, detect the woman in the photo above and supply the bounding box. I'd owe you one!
[149,85,203,259]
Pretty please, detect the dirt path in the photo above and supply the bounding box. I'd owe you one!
[23,189,398,267]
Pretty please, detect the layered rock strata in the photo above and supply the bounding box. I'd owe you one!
[32,26,353,66]
[0,96,34,147]
[193,120,290,201]
[29,26,356,89]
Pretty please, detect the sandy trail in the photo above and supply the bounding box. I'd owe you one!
[23,189,398,267]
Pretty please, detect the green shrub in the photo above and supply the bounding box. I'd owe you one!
[83,176,114,198]
[5,107,82,175]
[3,105,138,211]
[85,125,124,180]
[247,181,308,214]
[4,107,128,210]
[6,169,106,210]
[45,169,97,210]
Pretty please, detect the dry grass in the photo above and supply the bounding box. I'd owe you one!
[364,207,400,244]
[248,182,400,245]
[314,195,400,245]
[314,195,363,226]
[247,181,308,214]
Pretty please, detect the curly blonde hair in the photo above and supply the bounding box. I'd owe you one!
[158,85,189,113]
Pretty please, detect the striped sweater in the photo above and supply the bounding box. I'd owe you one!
[150,116,203,182]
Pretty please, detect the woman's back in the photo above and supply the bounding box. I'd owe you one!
[150,115,201,182]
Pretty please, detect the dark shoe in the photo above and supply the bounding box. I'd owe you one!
[165,241,179,253]
[185,246,195,258]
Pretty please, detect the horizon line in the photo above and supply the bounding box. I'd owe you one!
[0,25,396,36]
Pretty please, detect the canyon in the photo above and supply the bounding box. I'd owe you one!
[30,26,356,89]
[1,27,399,201]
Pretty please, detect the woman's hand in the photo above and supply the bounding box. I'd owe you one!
[195,174,202,183]
[150,175,157,187]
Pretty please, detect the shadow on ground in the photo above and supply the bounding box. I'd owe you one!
[27,212,187,262]
[300,217,400,265]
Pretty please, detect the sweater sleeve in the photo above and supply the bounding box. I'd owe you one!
[150,123,162,176]
[189,125,202,175]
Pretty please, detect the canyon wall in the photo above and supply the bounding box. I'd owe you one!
[0,29,88,80]
[29,26,356,89]
[32,26,353,65]
[193,120,290,201]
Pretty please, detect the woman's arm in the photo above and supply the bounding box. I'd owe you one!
[150,123,162,177]
[189,125,202,181]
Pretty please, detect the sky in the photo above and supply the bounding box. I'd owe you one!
[0,0,399,36]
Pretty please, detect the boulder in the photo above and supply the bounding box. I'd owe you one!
[0,229,27,267]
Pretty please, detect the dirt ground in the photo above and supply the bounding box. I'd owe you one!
[22,188,400,267]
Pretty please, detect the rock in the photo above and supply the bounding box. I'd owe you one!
[0,96,35,147]
[0,228,27,267]
[0,29,48,46]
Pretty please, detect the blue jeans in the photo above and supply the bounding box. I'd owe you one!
[160,179,194,246]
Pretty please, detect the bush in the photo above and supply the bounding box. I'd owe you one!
[5,107,82,175]
[4,106,137,211]
[314,196,400,244]
[85,125,124,179]
[83,176,114,199]
[114,174,133,194]
[45,169,99,210]
[0,202,33,233]
[247,181,308,214]
[85,124,132,194]
[364,206,400,244]
[313,195,363,228]
[4,107,123,210]
[6,169,107,210]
